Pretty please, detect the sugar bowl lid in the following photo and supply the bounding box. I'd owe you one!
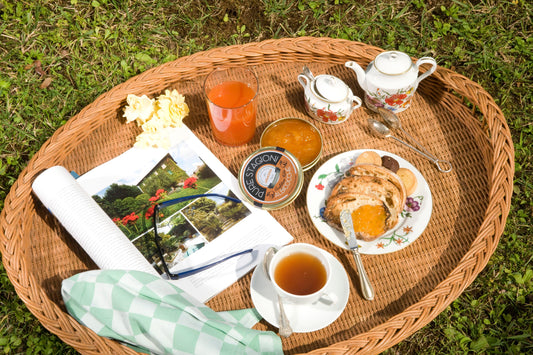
[313,75,349,103]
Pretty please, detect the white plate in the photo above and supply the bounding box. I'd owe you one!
[250,248,349,333]
[307,149,432,254]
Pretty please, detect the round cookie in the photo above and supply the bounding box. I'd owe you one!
[381,155,400,173]
[396,167,417,195]
[355,151,382,166]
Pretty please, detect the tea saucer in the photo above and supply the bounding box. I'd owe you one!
[250,249,349,332]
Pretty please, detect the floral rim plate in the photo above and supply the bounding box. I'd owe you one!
[306,149,432,254]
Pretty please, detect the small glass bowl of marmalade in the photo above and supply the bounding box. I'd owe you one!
[260,117,323,171]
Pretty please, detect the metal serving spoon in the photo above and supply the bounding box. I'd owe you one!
[263,247,293,337]
[377,108,453,173]
[377,108,429,152]
[368,118,453,173]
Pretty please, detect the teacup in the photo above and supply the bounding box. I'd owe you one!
[269,243,332,305]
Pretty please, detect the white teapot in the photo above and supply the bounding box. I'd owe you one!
[298,66,362,124]
[345,51,437,113]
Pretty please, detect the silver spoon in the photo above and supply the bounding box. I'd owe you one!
[377,108,453,173]
[263,247,293,337]
[377,108,430,153]
[368,118,453,173]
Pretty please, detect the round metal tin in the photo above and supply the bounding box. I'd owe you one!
[239,147,304,210]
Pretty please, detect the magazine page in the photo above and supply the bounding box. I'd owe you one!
[32,166,159,276]
[75,125,293,302]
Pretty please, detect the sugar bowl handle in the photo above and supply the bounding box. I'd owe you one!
[298,65,315,89]
[351,95,362,110]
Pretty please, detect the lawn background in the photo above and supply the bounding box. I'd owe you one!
[1,0,531,354]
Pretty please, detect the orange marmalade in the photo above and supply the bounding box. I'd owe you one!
[261,118,322,170]
[351,204,388,238]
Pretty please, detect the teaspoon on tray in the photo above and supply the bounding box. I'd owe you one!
[377,108,431,154]
[368,118,453,173]
[263,247,293,337]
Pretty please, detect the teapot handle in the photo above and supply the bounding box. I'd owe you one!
[415,57,437,85]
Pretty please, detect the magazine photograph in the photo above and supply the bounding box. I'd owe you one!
[90,140,252,276]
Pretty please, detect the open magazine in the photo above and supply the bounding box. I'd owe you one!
[32,125,293,302]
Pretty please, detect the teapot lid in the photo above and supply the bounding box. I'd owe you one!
[314,75,348,102]
[374,51,413,75]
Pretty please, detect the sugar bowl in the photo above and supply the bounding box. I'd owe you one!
[298,66,362,124]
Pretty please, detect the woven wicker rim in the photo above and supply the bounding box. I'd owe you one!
[0,37,514,354]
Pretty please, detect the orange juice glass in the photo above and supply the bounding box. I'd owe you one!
[204,67,258,146]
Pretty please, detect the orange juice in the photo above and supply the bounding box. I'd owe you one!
[207,81,257,146]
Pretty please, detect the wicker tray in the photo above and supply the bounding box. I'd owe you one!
[0,38,513,354]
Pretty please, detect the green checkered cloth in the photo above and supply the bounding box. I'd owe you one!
[62,270,282,355]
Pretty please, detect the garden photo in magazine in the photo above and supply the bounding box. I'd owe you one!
[90,139,251,276]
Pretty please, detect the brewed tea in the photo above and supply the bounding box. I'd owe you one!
[273,252,327,295]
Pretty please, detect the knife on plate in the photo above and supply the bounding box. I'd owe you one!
[340,209,375,301]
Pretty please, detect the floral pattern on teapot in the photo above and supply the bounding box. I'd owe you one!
[365,86,416,112]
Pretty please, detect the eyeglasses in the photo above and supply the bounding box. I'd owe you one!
[151,193,243,280]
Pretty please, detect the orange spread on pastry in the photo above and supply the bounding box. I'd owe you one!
[351,205,388,238]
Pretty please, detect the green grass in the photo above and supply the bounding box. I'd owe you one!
[1,0,532,353]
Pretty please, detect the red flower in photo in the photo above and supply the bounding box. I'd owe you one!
[183,176,198,189]
[149,189,167,204]
[145,205,155,220]
[315,183,325,190]
[121,212,139,225]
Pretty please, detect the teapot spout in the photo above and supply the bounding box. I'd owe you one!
[345,61,367,92]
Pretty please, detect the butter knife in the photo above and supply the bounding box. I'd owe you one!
[340,209,375,301]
